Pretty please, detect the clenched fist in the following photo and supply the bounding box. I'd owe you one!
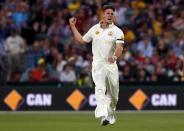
[69,17,77,26]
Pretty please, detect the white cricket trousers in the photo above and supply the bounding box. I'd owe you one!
[92,61,119,118]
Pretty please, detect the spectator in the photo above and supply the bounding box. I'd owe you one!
[1,14,16,39]
[0,35,6,64]
[165,49,177,70]
[45,46,59,64]
[5,29,26,81]
[47,18,63,37]
[67,0,81,15]
[172,7,184,31]
[59,64,76,84]
[172,34,184,57]
[114,1,127,27]
[30,58,49,82]
[56,53,67,73]
[46,61,60,82]
[50,35,64,53]
[122,65,132,81]
[0,35,6,82]
[12,2,29,29]
[137,36,154,57]
[156,38,169,58]
[26,41,44,69]
[123,26,136,44]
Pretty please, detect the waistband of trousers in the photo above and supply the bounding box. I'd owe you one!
[92,58,117,64]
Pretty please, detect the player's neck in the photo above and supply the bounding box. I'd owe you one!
[100,20,112,29]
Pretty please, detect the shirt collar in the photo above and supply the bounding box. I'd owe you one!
[97,22,114,28]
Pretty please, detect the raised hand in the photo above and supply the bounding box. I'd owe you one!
[69,17,77,26]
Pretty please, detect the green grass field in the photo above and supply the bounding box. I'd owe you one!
[0,111,184,131]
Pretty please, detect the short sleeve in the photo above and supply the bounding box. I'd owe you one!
[115,28,124,45]
[83,26,94,43]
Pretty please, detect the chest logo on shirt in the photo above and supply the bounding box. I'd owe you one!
[108,31,113,36]
[95,30,100,35]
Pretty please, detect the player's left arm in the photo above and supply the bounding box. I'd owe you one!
[108,29,124,64]
[108,43,123,64]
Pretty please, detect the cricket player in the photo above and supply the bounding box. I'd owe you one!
[69,4,124,126]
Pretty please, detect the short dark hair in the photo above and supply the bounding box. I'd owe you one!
[10,28,17,34]
[102,4,115,11]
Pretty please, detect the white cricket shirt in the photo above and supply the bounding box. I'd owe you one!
[83,23,124,62]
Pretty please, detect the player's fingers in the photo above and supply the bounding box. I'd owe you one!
[69,17,74,21]
[69,17,76,24]
[69,18,72,23]
[73,18,76,23]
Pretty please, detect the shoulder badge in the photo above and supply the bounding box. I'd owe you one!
[95,30,100,35]
[108,31,113,36]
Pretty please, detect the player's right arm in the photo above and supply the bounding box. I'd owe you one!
[69,17,85,45]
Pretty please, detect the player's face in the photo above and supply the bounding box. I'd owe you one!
[104,9,114,24]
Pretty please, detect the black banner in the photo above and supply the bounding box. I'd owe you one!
[0,84,184,111]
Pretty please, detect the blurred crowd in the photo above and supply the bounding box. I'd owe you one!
[0,0,184,86]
